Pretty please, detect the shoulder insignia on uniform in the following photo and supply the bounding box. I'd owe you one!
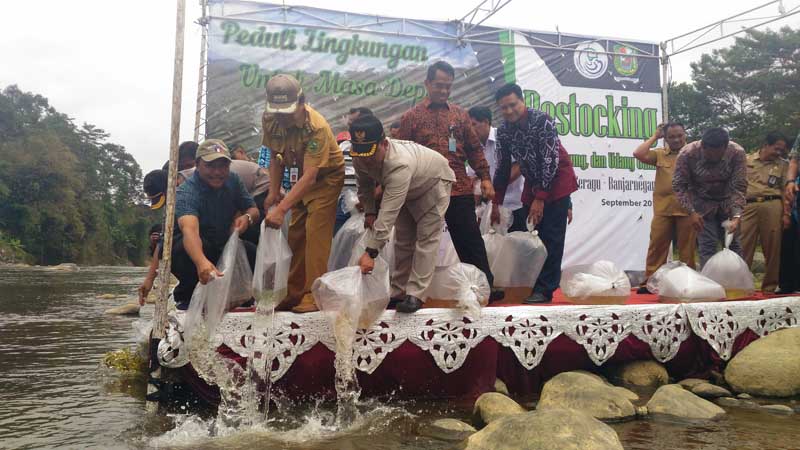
[307,139,320,154]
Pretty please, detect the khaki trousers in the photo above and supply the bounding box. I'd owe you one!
[287,170,344,304]
[741,199,783,293]
[645,214,697,277]
[392,181,451,299]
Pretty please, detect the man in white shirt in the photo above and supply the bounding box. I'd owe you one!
[468,106,527,231]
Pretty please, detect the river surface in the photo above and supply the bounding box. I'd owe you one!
[1,266,799,449]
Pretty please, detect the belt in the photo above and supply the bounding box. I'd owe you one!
[747,195,782,203]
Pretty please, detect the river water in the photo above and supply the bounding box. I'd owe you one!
[1,266,799,449]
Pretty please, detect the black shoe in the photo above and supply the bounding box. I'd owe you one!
[774,288,796,295]
[636,286,651,295]
[388,296,405,308]
[396,295,423,313]
[523,292,551,304]
[489,290,505,303]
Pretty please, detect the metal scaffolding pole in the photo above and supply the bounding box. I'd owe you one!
[194,0,208,142]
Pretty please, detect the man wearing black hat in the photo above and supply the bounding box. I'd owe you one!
[351,115,455,313]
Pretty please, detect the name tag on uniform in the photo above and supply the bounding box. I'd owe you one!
[767,175,779,188]
[289,167,299,184]
[448,137,456,153]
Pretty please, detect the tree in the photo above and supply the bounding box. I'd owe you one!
[0,85,157,265]
[669,26,800,150]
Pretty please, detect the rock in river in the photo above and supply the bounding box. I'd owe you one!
[104,303,140,316]
[458,408,623,450]
[725,328,800,397]
[472,392,525,428]
[646,384,725,420]
[606,360,669,388]
[419,419,476,442]
[537,371,638,421]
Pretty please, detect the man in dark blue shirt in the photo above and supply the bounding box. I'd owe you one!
[171,139,260,310]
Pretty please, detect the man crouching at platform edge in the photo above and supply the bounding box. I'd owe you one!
[170,139,259,310]
[350,114,455,313]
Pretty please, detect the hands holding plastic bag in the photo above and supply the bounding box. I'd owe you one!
[313,256,391,329]
[252,218,293,310]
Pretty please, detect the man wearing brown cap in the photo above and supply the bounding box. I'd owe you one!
[261,74,345,313]
[170,139,260,310]
[351,115,455,313]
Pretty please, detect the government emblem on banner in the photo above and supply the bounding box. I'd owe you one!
[612,44,640,83]
[573,41,608,80]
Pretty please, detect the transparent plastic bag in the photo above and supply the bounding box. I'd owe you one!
[184,231,252,341]
[312,256,391,329]
[493,225,548,288]
[252,221,293,309]
[437,223,460,268]
[646,261,686,295]
[700,232,754,299]
[478,203,512,235]
[424,263,490,319]
[561,261,631,304]
[329,212,365,271]
[658,265,726,303]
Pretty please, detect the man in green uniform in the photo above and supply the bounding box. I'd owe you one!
[741,131,789,293]
[261,74,345,313]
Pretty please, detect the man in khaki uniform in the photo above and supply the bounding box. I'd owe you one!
[350,114,455,313]
[633,122,696,291]
[741,131,790,293]
[261,74,345,313]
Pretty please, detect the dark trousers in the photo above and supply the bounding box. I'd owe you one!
[528,196,570,300]
[171,236,257,310]
[445,195,495,287]
[779,215,800,292]
[508,206,529,233]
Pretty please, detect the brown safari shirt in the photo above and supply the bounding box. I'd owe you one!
[745,152,788,200]
[641,147,687,216]
[261,105,344,178]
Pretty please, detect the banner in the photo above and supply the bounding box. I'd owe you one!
[206,1,662,270]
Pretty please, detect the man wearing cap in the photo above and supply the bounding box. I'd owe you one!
[261,74,345,313]
[138,169,169,305]
[351,115,455,313]
[170,139,260,310]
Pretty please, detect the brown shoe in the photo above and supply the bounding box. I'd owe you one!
[275,295,299,311]
[291,294,319,313]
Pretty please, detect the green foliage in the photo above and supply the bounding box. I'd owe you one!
[669,27,800,151]
[0,85,158,265]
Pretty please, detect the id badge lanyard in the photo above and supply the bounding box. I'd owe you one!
[448,124,457,153]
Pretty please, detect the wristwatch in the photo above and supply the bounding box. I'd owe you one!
[244,213,253,225]
[365,247,379,259]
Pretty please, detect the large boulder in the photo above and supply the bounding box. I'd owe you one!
[104,303,140,316]
[537,371,638,421]
[419,419,476,442]
[646,384,725,420]
[724,328,800,397]
[458,408,623,450]
[472,392,525,428]
[606,360,669,387]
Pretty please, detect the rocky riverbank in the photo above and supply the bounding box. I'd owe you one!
[419,328,800,449]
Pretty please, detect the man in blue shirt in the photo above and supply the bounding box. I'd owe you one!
[171,139,260,310]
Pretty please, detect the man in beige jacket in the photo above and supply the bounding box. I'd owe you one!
[350,114,455,313]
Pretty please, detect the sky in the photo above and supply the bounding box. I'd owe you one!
[2,0,799,175]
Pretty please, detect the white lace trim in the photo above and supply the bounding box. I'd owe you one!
[173,297,800,381]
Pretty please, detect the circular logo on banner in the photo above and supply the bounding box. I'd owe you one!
[573,42,608,79]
